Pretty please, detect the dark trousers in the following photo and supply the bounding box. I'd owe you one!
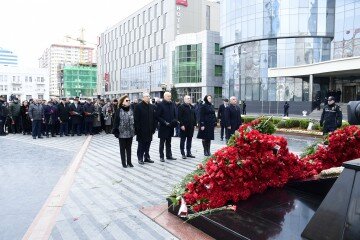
[137,141,151,161]
[84,121,93,135]
[0,116,5,135]
[119,137,133,166]
[226,128,236,140]
[60,122,68,136]
[72,123,81,135]
[159,137,172,158]
[11,116,21,133]
[32,120,42,138]
[220,124,225,140]
[180,136,192,155]
[45,123,55,136]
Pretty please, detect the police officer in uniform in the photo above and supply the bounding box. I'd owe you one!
[320,96,342,135]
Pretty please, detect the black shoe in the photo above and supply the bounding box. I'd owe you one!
[38,136,44,139]
[122,164,127,168]
[77,134,81,136]
[166,157,177,160]
[138,160,144,165]
[186,154,196,158]
[71,134,74,136]
[160,158,165,162]
[182,155,187,159]
[33,137,36,139]
[65,134,69,136]
[128,163,134,167]
[144,159,154,163]
[52,135,56,137]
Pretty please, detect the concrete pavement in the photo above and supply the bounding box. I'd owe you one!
[0,130,317,240]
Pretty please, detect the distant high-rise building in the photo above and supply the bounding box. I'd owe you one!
[39,44,94,97]
[0,47,18,66]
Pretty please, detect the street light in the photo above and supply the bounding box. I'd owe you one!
[238,44,244,101]
[148,65,153,97]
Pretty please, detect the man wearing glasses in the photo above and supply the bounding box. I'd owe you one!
[134,92,157,164]
[320,96,342,135]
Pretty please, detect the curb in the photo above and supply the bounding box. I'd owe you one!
[22,136,92,240]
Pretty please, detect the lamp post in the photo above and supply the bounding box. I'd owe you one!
[148,65,153,97]
[238,44,244,101]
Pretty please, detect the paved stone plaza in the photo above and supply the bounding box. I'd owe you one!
[0,130,318,240]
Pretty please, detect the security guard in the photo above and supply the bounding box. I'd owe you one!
[320,96,342,135]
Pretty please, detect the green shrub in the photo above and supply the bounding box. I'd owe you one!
[341,121,350,128]
[277,120,287,128]
[285,119,300,128]
[242,116,256,123]
[300,119,310,129]
[271,117,282,125]
[313,123,322,131]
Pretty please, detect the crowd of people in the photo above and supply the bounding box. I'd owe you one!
[0,93,245,168]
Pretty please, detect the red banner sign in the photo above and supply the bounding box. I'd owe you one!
[176,0,188,7]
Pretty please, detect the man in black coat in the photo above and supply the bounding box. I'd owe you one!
[224,96,242,141]
[178,95,197,159]
[58,98,70,136]
[320,96,342,135]
[83,99,95,135]
[134,92,157,164]
[157,92,177,162]
[217,99,228,141]
[69,97,83,136]
[0,96,7,136]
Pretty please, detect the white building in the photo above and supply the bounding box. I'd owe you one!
[97,0,221,100]
[39,44,94,97]
[168,30,223,105]
[0,66,49,101]
[0,47,18,66]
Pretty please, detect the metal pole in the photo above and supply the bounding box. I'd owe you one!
[149,65,152,97]
[238,44,243,102]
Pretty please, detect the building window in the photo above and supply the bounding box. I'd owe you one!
[215,65,223,77]
[214,87,223,107]
[215,43,222,55]
[173,44,202,84]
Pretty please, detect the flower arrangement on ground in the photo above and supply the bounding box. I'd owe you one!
[171,117,360,214]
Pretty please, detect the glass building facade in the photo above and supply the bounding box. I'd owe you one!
[333,0,360,59]
[172,44,202,84]
[221,0,337,104]
[0,48,18,66]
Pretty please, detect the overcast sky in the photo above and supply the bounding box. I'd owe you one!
[0,0,153,68]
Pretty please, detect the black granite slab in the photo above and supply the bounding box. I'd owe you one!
[168,178,336,240]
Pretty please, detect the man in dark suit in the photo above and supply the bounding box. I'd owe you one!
[224,96,242,141]
[157,92,177,162]
[217,99,228,141]
[134,92,157,165]
[69,97,83,136]
[58,98,70,136]
[83,99,95,135]
[178,95,197,159]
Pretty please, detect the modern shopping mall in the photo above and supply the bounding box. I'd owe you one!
[221,0,360,114]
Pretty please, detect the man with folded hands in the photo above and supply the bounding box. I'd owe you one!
[157,92,178,162]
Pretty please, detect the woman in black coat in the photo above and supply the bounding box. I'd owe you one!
[20,100,31,135]
[197,95,217,156]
